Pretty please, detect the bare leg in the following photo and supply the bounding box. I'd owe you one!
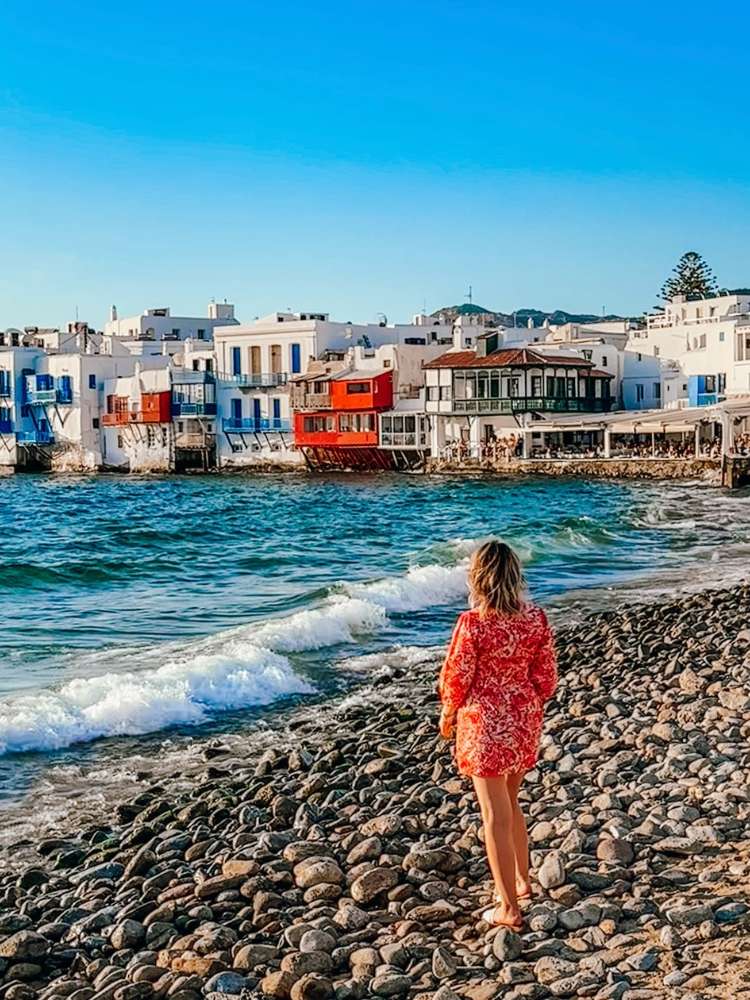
[506,769,530,898]
[472,775,521,926]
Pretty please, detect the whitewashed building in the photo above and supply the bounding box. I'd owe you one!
[628,292,750,406]
[214,312,476,468]
[102,302,238,357]
[101,366,173,472]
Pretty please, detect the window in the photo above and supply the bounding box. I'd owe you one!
[530,375,543,397]
[205,358,213,372]
[347,382,369,394]
[653,346,660,357]
[197,329,206,340]
[117,435,123,448]
[162,427,168,446]
[704,375,716,392]
[654,383,661,400]
[88,374,97,389]
[637,353,642,362]
[172,328,180,337]
[92,418,99,429]
[636,384,644,402]
[178,421,184,433]
[582,350,592,361]
[231,346,242,376]
[601,356,608,366]
[718,373,727,393]
[147,426,156,447]
[699,334,706,349]
[192,360,200,371]
[719,331,725,342]
[291,343,302,375]
[383,359,392,368]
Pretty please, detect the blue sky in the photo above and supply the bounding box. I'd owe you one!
[2,0,749,328]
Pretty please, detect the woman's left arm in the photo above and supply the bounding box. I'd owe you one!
[438,613,477,732]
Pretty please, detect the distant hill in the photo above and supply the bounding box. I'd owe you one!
[431,303,627,327]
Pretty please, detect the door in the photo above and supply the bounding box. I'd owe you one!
[250,346,261,376]
[272,397,281,429]
[231,346,242,376]
[253,398,262,429]
[291,343,302,375]
[270,345,282,375]
[231,398,242,428]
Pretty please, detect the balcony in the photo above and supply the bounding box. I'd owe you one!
[16,429,54,445]
[172,401,218,417]
[219,372,289,388]
[27,388,57,405]
[450,397,613,415]
[289,388,332,410]
[176,431,216,448]
[101,410,131,426]
[222,418,291,434]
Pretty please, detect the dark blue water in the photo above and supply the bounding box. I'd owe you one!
[1,473,749,777]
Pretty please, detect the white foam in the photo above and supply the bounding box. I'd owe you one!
[0,645,312,754]
[346,561,469,613]
[0,549,474,756]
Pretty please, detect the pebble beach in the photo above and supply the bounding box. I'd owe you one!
[1,584,749,1000]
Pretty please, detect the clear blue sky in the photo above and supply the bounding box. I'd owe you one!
[2,0,749,328]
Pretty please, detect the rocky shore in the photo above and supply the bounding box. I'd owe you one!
[1,586,749,1000]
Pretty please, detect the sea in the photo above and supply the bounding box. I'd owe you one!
[1,472,749,848]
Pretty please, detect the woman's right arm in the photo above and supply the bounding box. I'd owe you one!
[438,612,477,715]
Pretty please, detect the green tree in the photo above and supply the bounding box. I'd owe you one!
[660,251,718,301]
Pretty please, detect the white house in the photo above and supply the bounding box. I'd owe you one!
[629,292,750,405]
[213,311,478,468]
[100,366,173,472]
[103,302,238,357]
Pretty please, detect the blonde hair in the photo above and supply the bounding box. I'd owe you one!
[469,540,525,616]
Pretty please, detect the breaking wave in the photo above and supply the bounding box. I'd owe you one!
[0,553,472,756]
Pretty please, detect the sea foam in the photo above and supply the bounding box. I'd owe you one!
[0,552,471,756]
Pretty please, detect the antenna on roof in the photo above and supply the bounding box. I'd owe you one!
[466,284,473,305]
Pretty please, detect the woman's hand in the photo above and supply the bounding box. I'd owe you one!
[439,707,456,740]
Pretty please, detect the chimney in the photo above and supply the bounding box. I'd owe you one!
[476,334,488,358]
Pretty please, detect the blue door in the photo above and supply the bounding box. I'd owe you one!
[231,398,242,427]
[272,398,281,429]
[291,343,302,375]
[253,398,262,429]
[231,346,242,376]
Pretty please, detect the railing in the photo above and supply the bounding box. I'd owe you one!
[175,432,216,448]
[289,391,332,410]
[27,388,57,404]
[695,393,719,407]
[450,397,613,414]
[222,418,291,433]
[172,401,218,416]
[16,429,54,445]
[129,411,165,424]
[172,371,216,385]
[218,373,289,388]
[101,411,131,426]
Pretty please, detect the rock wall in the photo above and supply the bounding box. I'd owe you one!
[426,457,722,483]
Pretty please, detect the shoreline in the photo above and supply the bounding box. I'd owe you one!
[1,586,749,999]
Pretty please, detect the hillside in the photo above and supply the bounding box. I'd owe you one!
[432,302,627,327]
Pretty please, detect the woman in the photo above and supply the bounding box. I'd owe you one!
[438,540,558,930]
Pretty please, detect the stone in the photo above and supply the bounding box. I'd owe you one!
[299,930,336,954]
[431,945,457,979]
[204,971,248,994]
[293,859,344,889]
[534,956,578,985]
[665,903,713,927]
[260,970,298,998]
[290,974,334,1000]
[369,973,412,997]
[350,867,399,903]
[491,927,523,962]
[537,852,566,890]
[234,943,281,970]
[110,920,146,951]
[0,930,50,960]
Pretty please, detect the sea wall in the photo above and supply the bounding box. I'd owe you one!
[1,586,749,998]
[426,457,722,483]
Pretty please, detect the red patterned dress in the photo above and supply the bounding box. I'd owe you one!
[439,605,558,777]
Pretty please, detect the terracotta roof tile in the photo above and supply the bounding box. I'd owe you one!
[423,348,595,369]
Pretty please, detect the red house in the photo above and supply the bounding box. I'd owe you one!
[292,368,395,469]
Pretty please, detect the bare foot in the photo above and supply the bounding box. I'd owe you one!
[481,902,523,930]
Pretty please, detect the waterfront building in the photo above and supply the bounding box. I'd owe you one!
[214,312,472,468]
[292,342,442,469]
[423,335,614,459]
[102,302,237,357]
[101,366,173,472]
[628,291,750,405]
[171,342,217,472]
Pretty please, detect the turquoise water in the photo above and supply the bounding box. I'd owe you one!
[1,473,749,807]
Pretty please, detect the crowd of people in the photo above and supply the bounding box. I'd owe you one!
[439,430,740,463]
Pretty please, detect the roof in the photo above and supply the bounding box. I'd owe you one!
[589,368,615,378]
[331,368,390,382]
[423,347,594,369]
